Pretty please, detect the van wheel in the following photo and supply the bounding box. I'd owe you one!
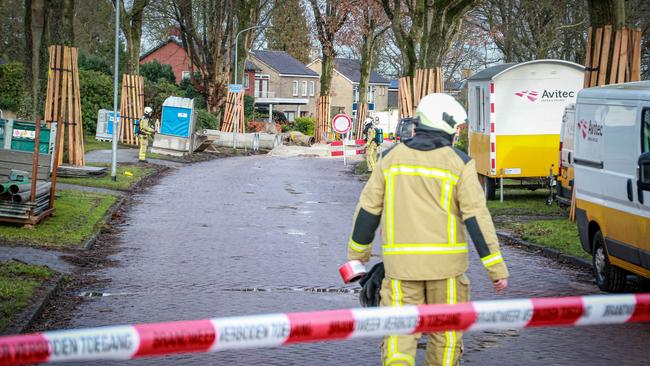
[481,175,496,200]
[592,231,626,292]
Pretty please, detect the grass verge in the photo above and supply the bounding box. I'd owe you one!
[353,160,371,181]
[83,135,134,153]
[0,190,118,248]
[503,219,588,260]
[0,261,54,332]
[58,163,156,191]
[488,190,564,217]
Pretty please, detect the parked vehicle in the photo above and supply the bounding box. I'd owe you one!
[574,81,650,291]
[556,104,576,206]
[467,60,584,199]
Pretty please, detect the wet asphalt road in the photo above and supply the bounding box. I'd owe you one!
[56,156,648,365]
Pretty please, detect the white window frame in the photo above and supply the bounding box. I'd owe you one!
[302,80,307,96]
[182,71,190,80]
[243,74,250,89]
[293,80,299,96]
[310,81,315,96]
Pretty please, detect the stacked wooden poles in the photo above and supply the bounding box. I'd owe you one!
[119,74,145,145]
[583,26,642,88]
[315,96,331,143]
[220,91,245,133]
[44,45,85,166]
[355,103,369,140]
[398,68,444,119]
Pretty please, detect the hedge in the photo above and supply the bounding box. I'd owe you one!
[0,62,24,112]
[79,69,113,135]
[294,117,315,136]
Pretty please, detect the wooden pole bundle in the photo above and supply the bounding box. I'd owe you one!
[119,74,144,145]
[583,26,642,88]
[44,45,85,166]
[398,68,444,119]
[220,91,245,133]
[315,96,331,143]
[354,103,368,140]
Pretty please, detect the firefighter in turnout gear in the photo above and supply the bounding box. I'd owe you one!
[347,93,509,366]
[364,118,379,172]
[138,107,156,163]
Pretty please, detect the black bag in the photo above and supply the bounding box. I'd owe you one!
[359,262,384,307]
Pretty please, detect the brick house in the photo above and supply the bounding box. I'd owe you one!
[307,58,390,119]
[248,50,320,120]
[140,36,259,87]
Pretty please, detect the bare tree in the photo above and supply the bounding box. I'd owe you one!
[112,0,151,75]
[308,0,356,97]
[380,0,477,77]
[171,0,266,113]
[23,0,49,118]
[474,0,588,63]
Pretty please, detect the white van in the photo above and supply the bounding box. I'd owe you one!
[574,81,650,291]
[557,104,576,206]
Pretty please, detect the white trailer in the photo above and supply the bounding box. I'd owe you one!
[467,59,584,199]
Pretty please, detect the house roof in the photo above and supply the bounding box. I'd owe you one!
[140,36,184,60]
[334,58,390,85]
[251,50,319,77]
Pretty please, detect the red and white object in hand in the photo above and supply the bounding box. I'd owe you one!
[339,260,367,284]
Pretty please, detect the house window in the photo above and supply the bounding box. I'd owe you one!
[286,111,296,121]
[182,71,190,80]
[353,86,359,103]
[368,86,375,103]
[293,80,298,96]
[310,81,315,96]
[302,81,307,96]
[244,75,250,89]
[254,74,270,98]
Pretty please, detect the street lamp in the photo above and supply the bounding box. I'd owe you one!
[233,25,271,148]
[110,1,121,181]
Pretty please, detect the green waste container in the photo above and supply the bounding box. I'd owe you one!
[9,121,51,154]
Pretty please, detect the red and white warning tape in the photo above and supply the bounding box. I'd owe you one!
[330,139,366,157]
[1,294,649,365]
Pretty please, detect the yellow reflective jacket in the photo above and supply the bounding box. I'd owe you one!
[347,131,509,281]
[139,117,155,136]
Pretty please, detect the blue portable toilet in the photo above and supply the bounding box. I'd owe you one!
[160,97,195,138]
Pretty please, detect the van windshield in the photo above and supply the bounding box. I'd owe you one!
[644,109,650,153]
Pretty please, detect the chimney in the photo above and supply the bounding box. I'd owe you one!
[167,27,181,39]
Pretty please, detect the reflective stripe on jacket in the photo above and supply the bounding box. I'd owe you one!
[347,140,509,281]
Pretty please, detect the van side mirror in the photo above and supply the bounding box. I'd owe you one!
[639,152,650,191]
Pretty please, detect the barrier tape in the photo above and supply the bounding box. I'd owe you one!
[1,294,649,365]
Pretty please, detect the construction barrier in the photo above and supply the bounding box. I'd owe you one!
[330,139,366,157]
[1,294,649,365]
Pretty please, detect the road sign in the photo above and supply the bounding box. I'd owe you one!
[332,114,352,134]
[229,84,243,93]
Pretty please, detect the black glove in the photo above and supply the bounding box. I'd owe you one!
[359,262,384,308]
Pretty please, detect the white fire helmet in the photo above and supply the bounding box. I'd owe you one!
[415,93,467,135]
[144,106,153,116]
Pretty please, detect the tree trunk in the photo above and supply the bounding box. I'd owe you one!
[588,0,625,28]
[358,42,372,105]
[48,0,74,45]
[320,48,335,96]
[115,0,149,75]
[23,0,49,119]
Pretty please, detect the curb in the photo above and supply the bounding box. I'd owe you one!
[82,195,127,250]
[3,273,64,335]
[497,230,592,270]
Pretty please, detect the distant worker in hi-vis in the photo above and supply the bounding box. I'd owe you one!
[138,106,156,163]
[347,93,509,366]
[364,118,379,172]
